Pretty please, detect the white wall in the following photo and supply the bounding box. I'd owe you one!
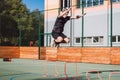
[44,0,120,47]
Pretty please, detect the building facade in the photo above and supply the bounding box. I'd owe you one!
[44,0,120,47]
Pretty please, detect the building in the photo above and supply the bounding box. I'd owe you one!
[44,0,120,47]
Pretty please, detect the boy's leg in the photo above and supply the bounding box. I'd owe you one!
[51,32,70,47]
[50,40,55,47]
[54,36,62,47]
[61,33,70,43]
[51,36,63,47]
[54,33,70,45]
[64,37,70,43]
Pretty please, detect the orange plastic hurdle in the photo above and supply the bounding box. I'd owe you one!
[86,70,102,80]
[43,47,59,77]
[108,72,120,80]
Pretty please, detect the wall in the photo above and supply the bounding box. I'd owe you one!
[44,0,120,47]
[110,47,120,64]
[0,46,120,64]
[0,46,20,58]
[46,47,120,65]
[20,47,38,59]
[81,47,110,64]
[0,46,46,60]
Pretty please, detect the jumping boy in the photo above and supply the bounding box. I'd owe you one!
[51,8,86,47]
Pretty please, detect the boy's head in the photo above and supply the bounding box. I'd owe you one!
[61,8,70,15]
[62,7,69,12]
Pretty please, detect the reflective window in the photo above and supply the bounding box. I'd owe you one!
[76,37,81,43]
[87,0,92,7]
[77,0,104,8]
[112,36,116,42]
[118,36,120,42]
[60,0,70,10]
[93,37,99,43]
[75,36,103,44]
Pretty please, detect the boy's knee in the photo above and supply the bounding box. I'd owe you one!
[64,38,70,43]
[55,37,63,42]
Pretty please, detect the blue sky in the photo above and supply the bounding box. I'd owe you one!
[22,0,44,11]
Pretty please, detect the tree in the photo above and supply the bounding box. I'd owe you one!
[0,0,29,45]
[0,0,44,46]
[22,9,44,46]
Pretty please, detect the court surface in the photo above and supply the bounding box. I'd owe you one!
[0,58,120,80]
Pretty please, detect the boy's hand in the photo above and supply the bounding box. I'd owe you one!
[67,7,71,11]
[76,13,87,19]
[76,15,81,19]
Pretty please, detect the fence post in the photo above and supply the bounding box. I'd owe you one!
[38,11,41,60]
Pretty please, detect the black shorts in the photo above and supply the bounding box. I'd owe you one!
[52,31,67,39]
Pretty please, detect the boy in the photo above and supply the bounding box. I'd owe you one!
[51,8,86,47]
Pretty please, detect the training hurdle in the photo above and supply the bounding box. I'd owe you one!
[44,47,81,78]
[58,47,81,77]
[86,70,102,80]
[108,72,120,80]
[45,47,120,78]
[44,47,59,77]
[85,70,120,80]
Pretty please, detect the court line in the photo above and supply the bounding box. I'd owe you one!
[9,73,37,80]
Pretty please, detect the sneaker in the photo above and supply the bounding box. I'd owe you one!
[50,40,55,47]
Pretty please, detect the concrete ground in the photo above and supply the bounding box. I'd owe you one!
[0,58,120,80]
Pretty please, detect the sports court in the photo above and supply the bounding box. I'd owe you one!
[1,0,120,80]
[0,58,120,80]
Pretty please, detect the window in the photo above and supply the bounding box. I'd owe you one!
[87,0,92,7]
[93,37,99,43]
[99,36,103,43]
[77,0,86,8]
[83,37,87,43]
[76,37,81,43]
[118,36,120,42]
[93,0,99,6]
[77,0,81,8]
[75,36,103,44]
[82,0,87,7]
[112,36,116,42]
[93,36,103,43]
[76,0,104,8]
[60,0,70,10]
[100,0,104,4]
[112,0,117,2]
[112,35,120,43]
[112,0,120,2]
[86,37,92,43]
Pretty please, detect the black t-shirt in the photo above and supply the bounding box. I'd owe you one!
[52,16,70,33]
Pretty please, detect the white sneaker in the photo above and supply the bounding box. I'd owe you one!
[50,40,55,47]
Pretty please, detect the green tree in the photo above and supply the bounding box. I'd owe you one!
[22,9,44,46]
[0,0,44,46]
[0,0,30,45]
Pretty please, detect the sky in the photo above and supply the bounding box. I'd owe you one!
[22,0,44,11]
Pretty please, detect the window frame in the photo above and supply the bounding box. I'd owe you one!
[76,0,104,9]
[60,0,71,10]
[74,36,104,44]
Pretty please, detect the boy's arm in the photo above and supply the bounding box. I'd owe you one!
[58,8,71,17]
[71,13,86,19]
